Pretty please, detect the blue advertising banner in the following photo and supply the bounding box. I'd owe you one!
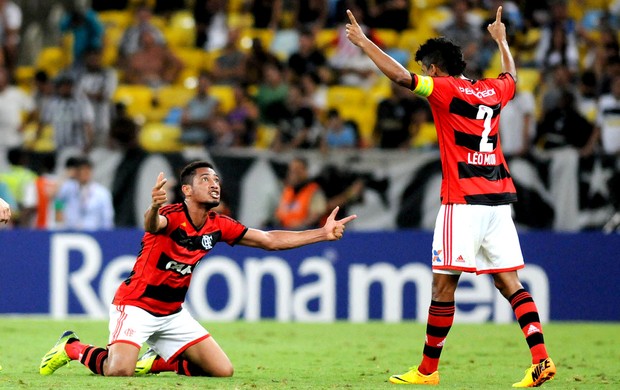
[0,230,618,322]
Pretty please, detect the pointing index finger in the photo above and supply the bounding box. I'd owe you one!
[346,9,358,25]
[496,6,502,22]
[155,172,167,189]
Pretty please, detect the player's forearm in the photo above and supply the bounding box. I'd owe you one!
[144,206,161,233]
[496,38,517,80]
[358,38,412,88]
[262,229,327,251]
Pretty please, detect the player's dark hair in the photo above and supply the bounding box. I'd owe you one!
[180,161,215,185]
[415,37,467,76]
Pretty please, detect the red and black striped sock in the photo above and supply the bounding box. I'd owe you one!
[509,289,548,364]
[418,300,455,375]
[79,346,108,375]
[149,356,176,373]
[176,358,208,376]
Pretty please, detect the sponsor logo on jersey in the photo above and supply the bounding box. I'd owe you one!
[165,259,199,276]
[458,86,496,98]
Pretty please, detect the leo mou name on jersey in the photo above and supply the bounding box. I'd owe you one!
[467,152,497,166]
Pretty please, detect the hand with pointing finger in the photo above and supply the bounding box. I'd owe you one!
[151,172,168,210]
[487,6,507,43]
[322,206,357,241]
[345,9,369,49]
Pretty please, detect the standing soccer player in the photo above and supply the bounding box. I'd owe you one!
[346,7,555,388]
[40,160,356,377]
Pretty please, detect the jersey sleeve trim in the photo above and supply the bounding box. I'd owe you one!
[498,72,516,100]
[231,227,249,246]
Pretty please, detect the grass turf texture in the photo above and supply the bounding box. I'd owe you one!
[0,319,618,389]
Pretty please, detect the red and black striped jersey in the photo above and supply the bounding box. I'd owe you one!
[113,202,248,316]
[412,73,517,205]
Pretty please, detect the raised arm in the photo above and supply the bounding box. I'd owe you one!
[239,206,356,250]
[487,6,517,80]
[345,9,412,88]
[144,172,169,233]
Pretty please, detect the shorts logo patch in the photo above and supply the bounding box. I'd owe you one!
[455,255,465,262]
[433,249,443,263]
[124,328,135,337]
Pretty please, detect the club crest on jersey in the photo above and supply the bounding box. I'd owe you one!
[202,234,214,250]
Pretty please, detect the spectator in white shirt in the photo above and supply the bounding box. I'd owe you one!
[55,156,114,230]
[0,66,34,169]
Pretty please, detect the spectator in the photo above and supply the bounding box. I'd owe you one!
[0,0,22,79]
[211,29,247,85]
[534,91,594,154]
[109,103,140,150]
[59,1,104,68]
[244,37,281,85]
[320,108,358,152]
[287,28,328,84]
[179,72,220,145]
[291,0,328,31]
[55,156,114,230]
[270,84,321,151]
[256,61,289,124]
[76,49,118,148]
[0,147,37,226]
[328,7,380,87]
[367,0,410,31]
[245,0,283,30]
[37,74,95,153]
[540,64,578,115]
[274,157,327,229]
[227,84,259,146]
[534,22,579,76]
[374,82,430,149]
[499,88,536,157]
[24,153,59,229]
[194,0,229,52]
[118,4,165,65]
[122,29,183,87]
[440,0,483,77]
[32,70,54,120]
[0,66,35,168]
[300,71,328,115]
[593,75,620,156]
[575,70,599,124]
[207,114,235,149]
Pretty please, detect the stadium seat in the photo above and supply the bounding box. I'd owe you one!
[35,46,68,78]
[326,86,367,111]
[397,29,430,53]
[373,29,400,49]
[98,10,132,29]
[338,105,376,147]
[113,85,154,120]
[209,85,236,113]
[170,10,196,30]
[164,26,195,48]
[239,28,274,52]
[173,47,205,71]
[138,122,183,152]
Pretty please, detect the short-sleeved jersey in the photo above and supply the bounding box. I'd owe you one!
[412,73,517,205]
[113,202,248,316]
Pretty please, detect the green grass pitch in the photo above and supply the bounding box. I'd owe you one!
[0,319,618,389]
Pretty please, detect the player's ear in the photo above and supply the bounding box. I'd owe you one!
[181,184,192,197]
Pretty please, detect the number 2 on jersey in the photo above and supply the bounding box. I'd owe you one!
[476,105,494,152]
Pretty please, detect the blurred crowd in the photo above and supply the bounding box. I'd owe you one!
[0,0,619,231]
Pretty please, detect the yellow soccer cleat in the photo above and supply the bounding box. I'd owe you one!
[512,358,556,387]
[389,366,439,385]
[135,347,159,375]
[39,330,79,375]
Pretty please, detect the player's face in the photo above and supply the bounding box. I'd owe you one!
[187,167,221,206]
